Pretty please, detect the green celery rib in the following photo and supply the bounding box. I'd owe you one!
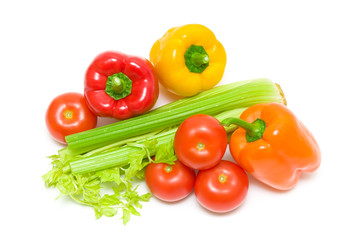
[68,108,246,175]
[65,79,284,156]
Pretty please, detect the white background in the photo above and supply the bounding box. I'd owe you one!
[1,0,359,239]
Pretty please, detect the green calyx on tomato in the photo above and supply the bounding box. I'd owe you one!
[105,72,133,100]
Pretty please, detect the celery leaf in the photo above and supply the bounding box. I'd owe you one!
[154,140,177,165]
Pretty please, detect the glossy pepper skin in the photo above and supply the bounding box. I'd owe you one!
[225,103,321,191]
[84,51,159,120]
[149,24,226,97]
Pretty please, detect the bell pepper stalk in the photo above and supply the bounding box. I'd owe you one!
[84,51,159,120]
[221,102,321,191]
[150,24,226,97]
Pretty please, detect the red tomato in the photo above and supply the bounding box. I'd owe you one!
[145,160,196,202]
[174,114,227,170]
[45,92,98,144]
[194,160,249,213]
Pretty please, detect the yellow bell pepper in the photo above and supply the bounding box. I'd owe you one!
[150,24,227,97]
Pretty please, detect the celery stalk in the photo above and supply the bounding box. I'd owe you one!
[65,78,285,156]
[68,108,245,175]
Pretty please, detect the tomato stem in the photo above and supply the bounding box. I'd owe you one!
[164,165,173,173]
[64,110,73,119]
[218,174,227,183]
[196,142,205,151]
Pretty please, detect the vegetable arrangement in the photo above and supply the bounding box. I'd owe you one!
[43,23,320,225]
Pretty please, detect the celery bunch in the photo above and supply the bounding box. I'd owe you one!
[65,78,285,156]
[42,78,285,225]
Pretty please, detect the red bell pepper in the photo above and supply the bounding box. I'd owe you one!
[84,51,159,120]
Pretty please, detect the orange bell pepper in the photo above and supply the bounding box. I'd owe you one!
[221,102,321,190]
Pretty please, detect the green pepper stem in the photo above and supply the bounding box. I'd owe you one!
[184,45,210,73]
[105,72,132,100]
[221,117,266,142]
[221,117,256,135]
[191,53,209,66]
[111,76,124,94]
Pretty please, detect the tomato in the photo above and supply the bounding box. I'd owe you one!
[145,160,196,202]
[45,92,98,144]
[174,114,227,170]
[194,160,249,213]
